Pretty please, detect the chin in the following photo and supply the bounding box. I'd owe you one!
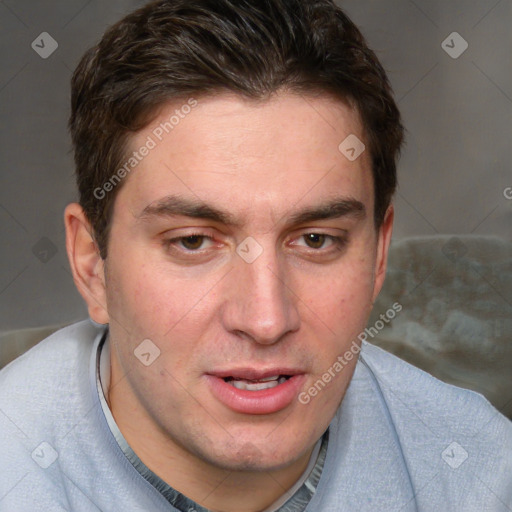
[199,434,309,473]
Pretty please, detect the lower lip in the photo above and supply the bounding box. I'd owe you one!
[205,374,306,415]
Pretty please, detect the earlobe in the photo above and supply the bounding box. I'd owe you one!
[371,205,394,304]
[64,203,109,324]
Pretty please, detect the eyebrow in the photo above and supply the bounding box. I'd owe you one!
[138,194,366,227]
[287,198,366,225]
[138,196,238,225]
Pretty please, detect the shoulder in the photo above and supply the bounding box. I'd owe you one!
[0,320,105,442]
[358,341,512,508]
[359,340,508,430]
[0,320,106,508]
[0,320,103,393]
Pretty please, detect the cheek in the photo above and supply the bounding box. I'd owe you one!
[300,256,375,324]
[104,257,171,338]
[105,263,208,389]
[105,256,219,345]
[294,245,377,377]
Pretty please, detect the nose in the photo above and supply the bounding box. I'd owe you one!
[220,245,300,345]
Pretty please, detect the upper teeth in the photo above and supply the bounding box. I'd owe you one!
[228,375,288,391]
[259,375,280,382]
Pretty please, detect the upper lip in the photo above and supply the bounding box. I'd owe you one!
[207,368,303,380]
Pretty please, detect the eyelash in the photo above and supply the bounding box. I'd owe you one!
[293,233,346,251]
[163,232,348,257]
[165,234,215,252]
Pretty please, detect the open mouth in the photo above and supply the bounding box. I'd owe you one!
[207,372,305,414]
[223,375,291,391]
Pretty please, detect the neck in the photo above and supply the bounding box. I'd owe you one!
[108,373,316,512]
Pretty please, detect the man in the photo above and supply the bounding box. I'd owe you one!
[1,0,511,510]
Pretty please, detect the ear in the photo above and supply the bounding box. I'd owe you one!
[371,205,394,304]
[64,203,109,324]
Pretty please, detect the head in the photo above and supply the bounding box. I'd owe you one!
[65,0,403,495]
[69,0,402,260]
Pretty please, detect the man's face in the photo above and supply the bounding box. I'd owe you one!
[102,92,391,472]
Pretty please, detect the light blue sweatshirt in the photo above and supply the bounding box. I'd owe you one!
[1,320,511,511]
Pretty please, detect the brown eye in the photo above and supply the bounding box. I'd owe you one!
[180,235,206,250]
[303,233,326,249]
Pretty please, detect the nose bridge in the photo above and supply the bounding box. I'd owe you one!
[223,243,299,344]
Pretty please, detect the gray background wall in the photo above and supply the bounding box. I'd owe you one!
[0,0,511,332]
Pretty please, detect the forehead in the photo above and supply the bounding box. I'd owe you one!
[116,92,373,222]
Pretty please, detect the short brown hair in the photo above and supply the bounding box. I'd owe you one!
[69,0,404,258]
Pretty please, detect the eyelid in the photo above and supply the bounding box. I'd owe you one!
[160,227,348,261]
[290,227,347,241]
[286,230,350,257]
[161,226,217,240]
[165,233,215,250]
[180,235,214,248]
[294,234,343,247]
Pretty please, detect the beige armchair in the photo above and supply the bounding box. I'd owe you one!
[370,235,512,419]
